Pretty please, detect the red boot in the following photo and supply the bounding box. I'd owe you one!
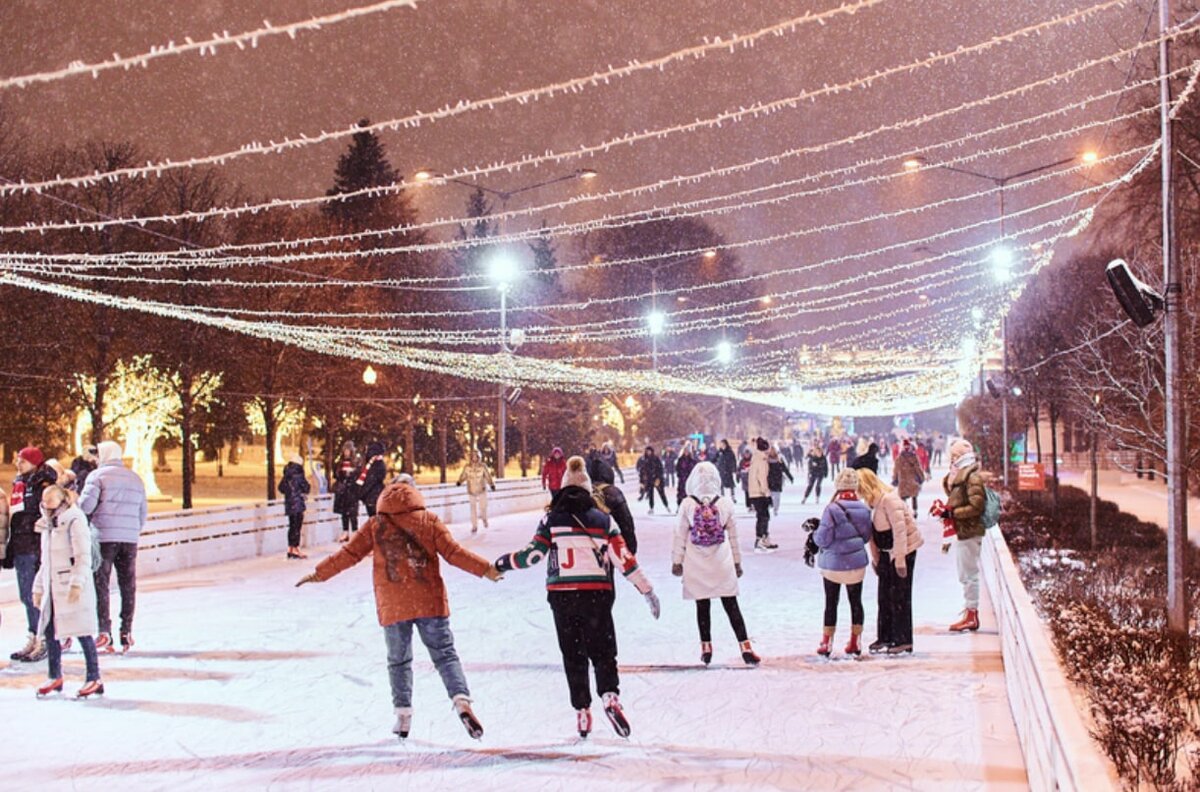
[36,678,63,698]
[740,640,761,666]
[949,609,980,633]
[844,628,862,657]
[817,629,834,657]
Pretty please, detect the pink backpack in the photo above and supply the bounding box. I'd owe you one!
[689,497,725,547]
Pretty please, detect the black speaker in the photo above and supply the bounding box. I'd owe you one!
[1106,259,1163,328]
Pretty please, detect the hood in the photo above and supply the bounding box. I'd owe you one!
[366,442,386,459]
[686,461,722,501]
[589,457,615,486]
[375,482,426,515]
[551,485,596,515]
[283,461,304,477]
[550,447,564,459]
[97,441,123,465]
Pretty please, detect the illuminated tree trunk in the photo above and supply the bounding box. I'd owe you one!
[438,416,448,484]
[262,398,278,502]
[180,367,195,509]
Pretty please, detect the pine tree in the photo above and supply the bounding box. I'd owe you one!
[528,222,559,292]
[324,119,402,228]
[453,187,496,277]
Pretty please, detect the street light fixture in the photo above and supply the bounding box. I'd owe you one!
[702,249,718,260]
[990,246,1015,283]
[716,340,734,365]
[646,309,666,336]
[362,365,378,386]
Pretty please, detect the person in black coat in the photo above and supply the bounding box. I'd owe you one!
[589,458,638,555]
[714,439,738,499]
[802,446,829,504]
[767,448,794,516]
[851,443,881,475]
[636,446,669,515]
[332,442,360,542]
[357,441,388,518]
[279,456,311,560]
[69,446,98,495]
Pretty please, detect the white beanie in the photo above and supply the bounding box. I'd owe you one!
[562,455,592,489]
[834,467,860,492]
[96,441,123,465]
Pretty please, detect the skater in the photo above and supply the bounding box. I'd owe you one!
[494,456,659,739]
[801,444,828,504]
[7,446,58,663]
[332,443,360,542]
[69,446,97,495]
[766,447,794,516]
[599,442,624,484]
[279,455,311,560]
[296,480,502,741]
[541,447,567,500]
[636,446,668,516]
[357,442,388,518]
[893,439,925,515]
[590,457,638,554]
[858,470,923,655]
[813,468,873,657]
[672,461,759,666]
[748,439,776,552]
[941,439,987,633]
[32,485,103,699]
[662,446,677,489]
[851,442,880,475]
[826,437,843,477]
[456,450,496,533]
[738,448,752,511]
[713,439,738,500]
[675,443,697,507]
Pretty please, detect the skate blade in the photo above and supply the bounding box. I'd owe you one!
[603,708,631,739]
[459,713,483,740]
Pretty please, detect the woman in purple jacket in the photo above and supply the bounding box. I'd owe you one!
[813,468,873,658]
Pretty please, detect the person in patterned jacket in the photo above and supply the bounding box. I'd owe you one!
[495,456,659,740]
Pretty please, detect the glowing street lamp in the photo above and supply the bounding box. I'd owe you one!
[902,157,924,173]
[646,310,666,336]
[362,365,378,386]
[702,249,718,261]
[488,251,520,293]
[990,246,1015,283]
[715,340,734,365]
[1081,150,1099,165]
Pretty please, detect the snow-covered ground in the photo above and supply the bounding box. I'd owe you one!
[0,475,1026,791]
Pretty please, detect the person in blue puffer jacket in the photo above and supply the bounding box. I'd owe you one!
[813,467,873,658]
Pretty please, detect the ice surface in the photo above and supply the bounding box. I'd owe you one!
[0,478,1026,790]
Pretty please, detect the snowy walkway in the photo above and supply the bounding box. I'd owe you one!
[1060,467,1200,542]
[0,477,1027,791]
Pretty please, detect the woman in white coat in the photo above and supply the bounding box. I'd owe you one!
[33,485,103,698]
[672,461,760,667]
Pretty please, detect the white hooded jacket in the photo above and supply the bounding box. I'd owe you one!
[672,462,742,600]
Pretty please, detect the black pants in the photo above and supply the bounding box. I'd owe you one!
[804,474,823,501]
[909,496,918,515]
[646,482,669,510]
[696,597,749,643]
[877,551,917,646]
[340,511,358,533]
[287,513,304,547]
[95,542,138,637]
[823,577,864,628]
[548,590,619,711]
[750,496,771,538]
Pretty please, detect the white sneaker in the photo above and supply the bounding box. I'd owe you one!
[393,706,413,739]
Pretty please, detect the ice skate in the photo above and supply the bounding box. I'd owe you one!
[817,629,834,657]
[602,692,631,738]
[868,639,889,654]
[740,640,761,666]
[35,678,63,698]
[10,633,36,662]
[120,633,135,654]
[887,643,913,655]
[700,641,713,666]
[95,633,116,654]
[393,706,413,740]
[576,708,593,738]
[453,695,483,740]
[76,680,105,699]
[26,638,47,663]
[949,609,980,633]
[844,628,862,657]
[647,507,655,516]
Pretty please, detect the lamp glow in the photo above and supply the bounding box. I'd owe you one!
[488,252,520,291]
[646,310,666,336]
[715,340,734,365]
[362,365,378,385]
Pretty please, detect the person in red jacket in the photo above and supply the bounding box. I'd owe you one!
[540,447,567,498]
[296,481,502,741]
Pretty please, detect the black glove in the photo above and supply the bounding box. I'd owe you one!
[735,563,743,578]
[490,485,496,492]
[941,509,954,520]
[671,563,683,577]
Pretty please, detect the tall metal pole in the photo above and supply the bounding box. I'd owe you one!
[651,270,659,372]
[497,287,508,479]
[999,184,1010,487]
[1159,0,1187,635]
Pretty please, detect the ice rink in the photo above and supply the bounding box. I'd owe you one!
[0,476,1027,791]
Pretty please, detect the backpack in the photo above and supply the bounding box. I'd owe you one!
[688,496,725,547]
[68,515,103,574]
[981,488,1002,530]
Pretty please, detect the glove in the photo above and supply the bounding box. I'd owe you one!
[940,509,954,520]
[295,572,319,587]
[67,584,81,604]
[457,481,464,486]
[735,563,743,578]
[671,563,683,577]
[490,485,496,492]
[896,564,908,579]
[484,565,504,582]
[644,589,661,620]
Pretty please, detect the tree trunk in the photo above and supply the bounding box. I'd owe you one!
[1090,427,1099,550]
[520,409,529,478]
[263,399,278,502]
[227,437,240,466]
[90,376,108,445]
[1049,401,1060,508]
[403,416,415,476]
[438,417,448,484]
[1032,400,1043,466]
[180,368,195,509]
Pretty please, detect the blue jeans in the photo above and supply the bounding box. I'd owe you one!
[15,553,40,634]
[45,604,100,682]
[383,617,469,708]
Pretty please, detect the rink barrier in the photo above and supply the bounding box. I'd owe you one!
[980,528,1119,792]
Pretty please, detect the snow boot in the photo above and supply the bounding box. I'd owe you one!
[10,633,36,662]
[817,628,834,657]
[392,706,413,740]
[740,640,761,666]
[76,680,105,699]
[602,692,631,738]
[35,678,63,698]
[868,639,889,654]
[949,609,980,633]
[453,695,483,740]
[120,633,135,654]
[844,627,863,657]
[700,641,713,666]
[576,708,593,739]
[95,633,116,654]
[26,637,47,663]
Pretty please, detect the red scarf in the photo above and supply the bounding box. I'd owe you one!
[834,490,859,502]
[356,455,384,486]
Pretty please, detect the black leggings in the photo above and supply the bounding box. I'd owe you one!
[696,597,749,643]
[287,513,304,546]
[804,474,823,501]
[340,511,358,533]
[823,578,864,628]
[646,482,669,509]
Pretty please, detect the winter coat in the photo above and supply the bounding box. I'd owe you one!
[714,447,738,489]
[807,452,829,480]
[814,497,873,572]
[32,503,98,639]
[917,445,931,473]
[541,451,567,491]
[675,454,697,494]
[851,448,880,474]
[599,447,619,473]
[747,449,770,499]
[0,489,8,561]
[894,450,925,499]
[332,458,360,516]
[593,482,638,556]
[278,462,311,516]
[637,454,664,488]
[315,483,492,626]
[826,440,842,464]
[77,459,148,545]
[356,457,388,512]
[70,457,97,494]
[496,485,646,594]
[673,463,741,600]
[6,465,57,559]
[457,461,495,495]
[943,464,987,540]
[767,460,794,493]
[662,449,678,473]
[868,489,925,565]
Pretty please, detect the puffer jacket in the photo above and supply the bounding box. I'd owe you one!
[332,457,359,515]
[315,483,492,625]
[814,496,873,571]
[675,454,697,492]
[943,464,987,540]
[747,448,770,499]
[356,457,387,512]
[714,447,738,489]
[456,461,495,495]
[541,450,567,491]
[807,451,829,480]
[278,462,311,515]
[637,453,664,487]
[7,465,58,560]
[869,489,925,563]
[77,459,147,544]
[33,503,98,639]
[894,450,925,499]
[767,459,794,492]
[0,488,9,561]
[591,460,638,555]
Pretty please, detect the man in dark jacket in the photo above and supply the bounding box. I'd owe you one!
[802,446,829,504]
[598,442,624,484]
[279,455,311,560]
[70,445,98,494]
[357,442,388,518]
[590,458,638,554]
[662,447,677,488]
[851,443,881,475]
[7,446,56,662]
[636,447,669,516]
[714,440,738,499]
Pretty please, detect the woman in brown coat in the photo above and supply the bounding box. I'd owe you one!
[297,481,501,741]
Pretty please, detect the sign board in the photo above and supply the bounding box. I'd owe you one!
[1017,463,1045,491]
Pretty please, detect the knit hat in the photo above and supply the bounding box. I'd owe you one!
[949,439,974,462]
[289,454,304,466]
[562,455,591,489]
[367,442,385,458]
[17,446,44,467]
[834,467,860,492]
[756,437,770,452]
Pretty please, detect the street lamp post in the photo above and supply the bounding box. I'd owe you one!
[488,252,521,479]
